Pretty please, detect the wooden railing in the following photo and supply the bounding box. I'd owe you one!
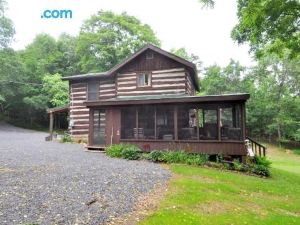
[246,136,266,157]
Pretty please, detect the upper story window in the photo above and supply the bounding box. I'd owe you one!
[146,51,153,59]
[137,73,151,87]
[87,81,99,100]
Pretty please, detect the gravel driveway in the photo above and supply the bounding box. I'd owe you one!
[0,122,170,225]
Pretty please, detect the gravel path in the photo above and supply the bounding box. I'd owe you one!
[0,122,170,225]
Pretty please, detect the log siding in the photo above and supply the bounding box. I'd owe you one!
[70,83,89,137]
[116,68,194,96]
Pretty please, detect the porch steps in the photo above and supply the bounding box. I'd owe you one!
[245,136,266,157]
[86,145,106,152]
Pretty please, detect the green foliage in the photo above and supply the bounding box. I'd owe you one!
[61,132,72,143]
[232,0,300,59]
[140,145,300,224]
[42,73,69,107]
[185,153,209,166]
[251,164,270,177]
[232,159,243,171]
[77,10,161,73]
[198,0,215,9]
[199,0,300,58]
[0,0,15,48]
[170,47,202,68]
[163,151,188,164]
[120,145,143,160]
[106,144,142,159]
[254,156,272,168]
[106,144,125,158]
[147,150,166,162]
[200,55,300,142]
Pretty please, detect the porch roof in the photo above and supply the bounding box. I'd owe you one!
[47,105,69,114]
[84,93,250,107]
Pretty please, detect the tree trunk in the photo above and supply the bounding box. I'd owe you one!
[277,124,282,140]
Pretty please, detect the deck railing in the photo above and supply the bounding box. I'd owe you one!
[246,136,266,157]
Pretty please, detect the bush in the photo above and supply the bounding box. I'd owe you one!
[254,156,272,168]
[147,150,166,162]
[185,153,209,166]
[106,144,125,158]
[163,151,188,164]
[61,132,72,143]
[232,159,243,171]
[120,145,142,160]
[251,164,270,177]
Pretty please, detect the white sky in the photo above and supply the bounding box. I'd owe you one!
[6,0,254,67]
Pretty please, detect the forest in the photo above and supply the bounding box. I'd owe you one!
[0,0,299,145]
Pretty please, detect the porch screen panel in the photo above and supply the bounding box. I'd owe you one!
[199,109,218,140]
[121,107,136,139]
[178,106,198,140]
[156,106,174,140]
[137,106,155,139]
[221,104,242,140]
[93,109,106,145]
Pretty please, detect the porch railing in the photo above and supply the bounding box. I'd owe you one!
[246,136,266,157]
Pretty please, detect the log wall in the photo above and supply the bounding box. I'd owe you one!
[116,68,195,96]
[70,83,89,139]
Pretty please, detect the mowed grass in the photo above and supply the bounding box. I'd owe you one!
[139,145,300,225]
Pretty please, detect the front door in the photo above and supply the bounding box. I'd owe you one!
[93,109,106,145]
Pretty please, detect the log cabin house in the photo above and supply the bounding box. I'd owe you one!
[48,44,266,160]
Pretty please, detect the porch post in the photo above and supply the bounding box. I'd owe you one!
[241,102,246,140]
[88,108,94,146]
[217,106,221,141]
[174,106,178,140]
[154,107,157,140]
[49,112,54,140]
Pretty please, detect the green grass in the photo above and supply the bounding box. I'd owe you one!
[139,144,300,225]
[292,149,300,155]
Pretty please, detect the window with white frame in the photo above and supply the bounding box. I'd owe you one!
[137,73,151,87]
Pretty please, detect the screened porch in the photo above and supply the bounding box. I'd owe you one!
[120,103,245,142]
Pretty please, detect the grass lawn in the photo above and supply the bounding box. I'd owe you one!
[139,145,300,225]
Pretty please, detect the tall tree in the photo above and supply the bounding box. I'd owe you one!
[0,0,15,48]
[199,0,300,58]
[171,47,202,69]
[56,33,80,76]
[77,11,161,73]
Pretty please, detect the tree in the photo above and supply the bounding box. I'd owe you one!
[200,59,247,95]
[42,73,69,107]
[0,49,25,113]
[77,11,161,73]
[199,0,300,59]
[232,0,300,59]
[56,33,80,76]
[20,33,61,82]
[200,56,300,141]
[171,47,202,69]
[0,0,15,48]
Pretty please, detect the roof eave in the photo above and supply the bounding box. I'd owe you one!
[83,93,250,107]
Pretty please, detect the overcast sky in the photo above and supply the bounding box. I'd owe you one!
[6,0,254,67]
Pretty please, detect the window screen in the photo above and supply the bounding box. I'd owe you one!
[137,73,151,87]
[87,81,99,100]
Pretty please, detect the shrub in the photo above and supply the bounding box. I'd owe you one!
[163,151,188,164]
[61,132,72,143]
[185,153,209,166]
[106,144,125,158]
[254,156,272,168]
[121,145,142,160]
[148,150,166,162]
[232,159,243,171]
[251,164,270,177]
